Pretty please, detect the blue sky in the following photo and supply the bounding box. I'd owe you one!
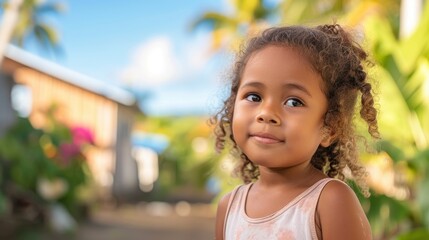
[28,0,233,116]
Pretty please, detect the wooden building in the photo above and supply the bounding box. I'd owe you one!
[0,45,143,200]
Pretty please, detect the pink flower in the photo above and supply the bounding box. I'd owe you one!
[58,142,80,164]
[71,126,94,146]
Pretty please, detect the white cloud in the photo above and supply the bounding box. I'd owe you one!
[119,33,217,92]
[120,37,181,88]
[184,33,212,72]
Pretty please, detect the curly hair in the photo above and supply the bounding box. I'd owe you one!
[210,24,380,197]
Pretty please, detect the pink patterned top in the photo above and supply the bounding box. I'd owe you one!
[223,178,339,240]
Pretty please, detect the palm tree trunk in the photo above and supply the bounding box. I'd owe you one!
[0,0,23,136]
[0,0,23,65]
[400,0,423,38]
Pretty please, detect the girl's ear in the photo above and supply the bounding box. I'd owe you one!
[320,126,335,147]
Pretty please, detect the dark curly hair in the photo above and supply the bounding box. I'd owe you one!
[210,24,380,197]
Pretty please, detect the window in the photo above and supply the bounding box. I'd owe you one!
[11,84,32,117]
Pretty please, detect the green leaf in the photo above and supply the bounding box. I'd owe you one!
[376,141,406,163]
[190,12,238,30]
[0,191,9,215]
[396,228,429,240]
[366,193,412,237]
[417,175,429,227]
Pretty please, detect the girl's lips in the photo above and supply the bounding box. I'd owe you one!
[250,133,283,144]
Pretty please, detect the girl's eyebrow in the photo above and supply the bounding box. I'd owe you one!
[284,83,312,97]
[240,81,312,97]
[239,81,264,90]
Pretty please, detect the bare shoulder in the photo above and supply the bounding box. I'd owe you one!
[215,191,233,240]
[217,191,232,217]
[317,180,372,240]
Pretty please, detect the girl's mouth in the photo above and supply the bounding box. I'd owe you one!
[250,133,283,144]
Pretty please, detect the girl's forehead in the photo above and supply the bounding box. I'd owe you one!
[246,45,317,73]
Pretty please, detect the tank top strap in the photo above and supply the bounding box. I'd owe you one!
[313,178,340,191]
[223,183,251,239]
[312,177,348,195]
[307,178,347,214]
[224,184,242,217]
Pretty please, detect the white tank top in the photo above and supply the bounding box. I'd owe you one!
[224,178,338,240]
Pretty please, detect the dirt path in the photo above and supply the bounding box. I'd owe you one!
[72,202,216,240]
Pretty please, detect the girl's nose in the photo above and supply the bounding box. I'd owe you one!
[256,110,281,125]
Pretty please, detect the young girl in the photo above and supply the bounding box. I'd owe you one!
[211,24,379,240]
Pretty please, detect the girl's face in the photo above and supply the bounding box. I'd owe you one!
[232,45,330,170]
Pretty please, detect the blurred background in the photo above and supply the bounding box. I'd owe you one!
[0,0,428,239]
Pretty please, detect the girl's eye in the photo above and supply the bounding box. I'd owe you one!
[285,98,303,107]
[245,94,261,102]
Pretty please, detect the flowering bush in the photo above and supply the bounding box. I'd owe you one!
[0,117,94,235]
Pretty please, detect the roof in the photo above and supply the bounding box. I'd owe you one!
[4,44,137,107]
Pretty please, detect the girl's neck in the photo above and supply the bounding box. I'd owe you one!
[256,164,325,189]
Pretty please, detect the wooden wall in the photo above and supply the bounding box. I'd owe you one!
[12,66,127,195]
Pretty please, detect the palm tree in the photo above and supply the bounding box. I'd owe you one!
[0,0,22,65]
[12,0,64,54]
[2,0,64,55]
[278,0,400,26]
[191,0,401,53]
[190,0,276,53]
[0,0,64,136]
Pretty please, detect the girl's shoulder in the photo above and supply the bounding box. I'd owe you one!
[320,178,354,196]
[318,179,363,217]
[317,179,372,239]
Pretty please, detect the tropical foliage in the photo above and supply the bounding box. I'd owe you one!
[278,0,400,27]
[0,115,94,236]
[191,0,400,52]
[359,2,429,238]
